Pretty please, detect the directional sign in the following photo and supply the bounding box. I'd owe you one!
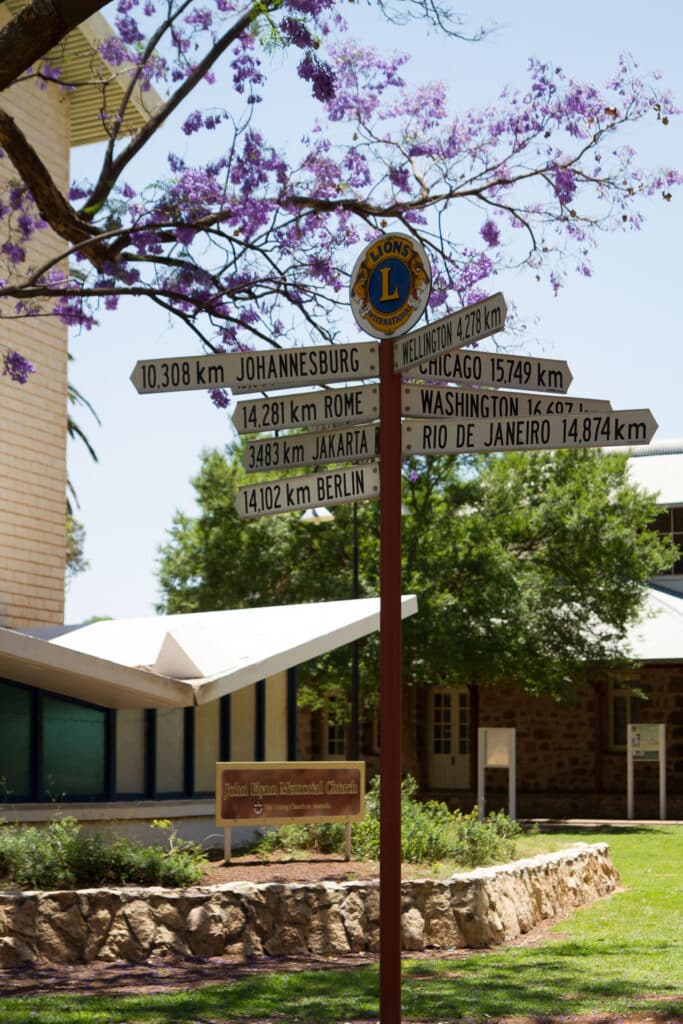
[402,384,611,420]
[403,348,572,394]
[243,423,379,474]
[402,409,658,456]
[235,463,380,520]
[233,385,380,436]
[131,342,379,397]
[393,293,507,373]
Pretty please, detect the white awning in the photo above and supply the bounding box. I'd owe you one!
[8,596,419,708]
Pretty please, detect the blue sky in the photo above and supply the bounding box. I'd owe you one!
[65,0,683,622]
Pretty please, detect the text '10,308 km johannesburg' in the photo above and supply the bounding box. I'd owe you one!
[131,343,379,396]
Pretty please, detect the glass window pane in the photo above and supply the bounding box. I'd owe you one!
[0,681,31,800]
[43,695,105,799]
[194,702,219,793]
[116,710,146,795]
[155,708,184,794]
[672,507,683,531]
[612,695,627,748]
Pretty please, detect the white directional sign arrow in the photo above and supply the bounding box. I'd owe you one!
[131,342,379,397]
[403,348,573,394]
[393,293,507,373]
[402,409,658,456]
[233,385,379,436]
[243,423,380,474]
[235,463,380,520]
[402,384,611,420]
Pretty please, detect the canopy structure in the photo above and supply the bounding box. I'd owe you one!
[10,596,419,709]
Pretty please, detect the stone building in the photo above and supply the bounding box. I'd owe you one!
[403,441,683,819]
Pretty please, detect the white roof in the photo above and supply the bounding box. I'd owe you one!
[627,439,683,506]
[7,597,418,709]
[630,587,683,662]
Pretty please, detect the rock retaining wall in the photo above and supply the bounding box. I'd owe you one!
[0,843,618,967]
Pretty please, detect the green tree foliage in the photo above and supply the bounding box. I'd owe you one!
[156,444,675,706]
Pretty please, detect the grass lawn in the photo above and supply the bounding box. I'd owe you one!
[0,826,681,1023]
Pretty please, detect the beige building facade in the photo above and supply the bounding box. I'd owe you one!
[0,5,70,626]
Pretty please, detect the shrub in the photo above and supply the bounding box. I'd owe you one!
[255,774,523,867]
[0,817,205,889]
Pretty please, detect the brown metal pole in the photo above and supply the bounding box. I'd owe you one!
[379,334,402,1024]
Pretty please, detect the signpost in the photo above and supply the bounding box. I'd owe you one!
[233,384,379,435]
[402,383,611,420]
[130,342,379,396]
[242,423,379,474]
[402,409,658,456]
[234,463,380,520]
[131,230,661,1024]
[393,292,507,373]
[403,348,572,393]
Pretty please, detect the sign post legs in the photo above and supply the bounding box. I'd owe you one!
[379,336,403,1023]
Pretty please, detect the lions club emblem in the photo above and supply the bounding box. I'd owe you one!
[350,233,431,338]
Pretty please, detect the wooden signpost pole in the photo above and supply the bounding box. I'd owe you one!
[379,334,403,1024]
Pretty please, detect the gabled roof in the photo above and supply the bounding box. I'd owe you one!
[630,587,683,663]
[3,0,162,146]
[9,596,419,709]
[627,439,683,507]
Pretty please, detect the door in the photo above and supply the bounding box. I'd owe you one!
[428,687,470,790]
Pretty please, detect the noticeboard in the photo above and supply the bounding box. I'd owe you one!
[215,761,365,827]
[630,723,662,761]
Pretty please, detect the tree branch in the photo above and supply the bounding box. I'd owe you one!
[0,0,110,92]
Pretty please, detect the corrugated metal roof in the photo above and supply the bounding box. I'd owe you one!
[4,0,161,146]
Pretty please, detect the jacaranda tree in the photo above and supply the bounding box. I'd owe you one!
[0,0,679,390]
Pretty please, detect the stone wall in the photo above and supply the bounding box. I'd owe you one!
[0,843,618,967]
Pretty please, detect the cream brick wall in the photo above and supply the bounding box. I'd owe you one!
[0,64,70,626]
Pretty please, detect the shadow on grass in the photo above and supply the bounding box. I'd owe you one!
[2,945,683,1024]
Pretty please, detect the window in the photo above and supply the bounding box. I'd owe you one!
[433,692,452,755]
[325,697,346,758]
[458,691,469,756]
[610,682,644,750]
[0,679,109,802]
[0,680,31,800]
[651,506,683,574]
[43,695,107,799]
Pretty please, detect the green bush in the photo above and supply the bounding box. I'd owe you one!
[255,774,523,867]
[0,817,205,889]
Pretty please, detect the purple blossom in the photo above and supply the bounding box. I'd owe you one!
[209,387,230,409]
[297,53,336,102]
[2,241,25,265]
[553,165,576,205]
[389,166,410,192]
[280,17,315,49]
[182,110,203,136]
[480,220,500,247]
[3,350,35,384]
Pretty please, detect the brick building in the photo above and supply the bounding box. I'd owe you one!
[0,1,155,627]
[408,442,683,819]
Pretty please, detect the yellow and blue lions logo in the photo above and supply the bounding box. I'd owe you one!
[350,233,432,338]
